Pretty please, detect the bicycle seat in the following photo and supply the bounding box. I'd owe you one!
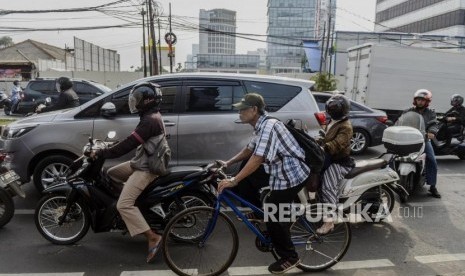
[344,159,387,179]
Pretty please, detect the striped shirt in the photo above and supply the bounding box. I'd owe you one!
[247,115,310,190]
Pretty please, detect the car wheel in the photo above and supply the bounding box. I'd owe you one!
[33,155,74,192]
[351,129,369,154]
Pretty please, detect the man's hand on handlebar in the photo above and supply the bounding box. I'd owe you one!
[217,177,238,194]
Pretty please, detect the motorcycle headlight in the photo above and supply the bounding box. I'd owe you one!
[5,126,37,139]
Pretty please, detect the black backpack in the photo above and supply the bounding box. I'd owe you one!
[266,116,325,174]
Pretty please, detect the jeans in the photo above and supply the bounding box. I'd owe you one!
[424,140,437,188]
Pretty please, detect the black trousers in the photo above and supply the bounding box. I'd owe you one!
[266,183,304,260]
[232,160,269,208]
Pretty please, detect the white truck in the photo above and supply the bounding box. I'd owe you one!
[344,43,465,120]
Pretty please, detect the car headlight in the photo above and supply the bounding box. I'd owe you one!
[5,126,37,139]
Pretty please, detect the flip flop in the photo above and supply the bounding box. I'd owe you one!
[146,240,162,263]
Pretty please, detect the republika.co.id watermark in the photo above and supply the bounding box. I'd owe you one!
[262,203,424,223]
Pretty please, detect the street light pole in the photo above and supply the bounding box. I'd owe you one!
[141,8,147,77]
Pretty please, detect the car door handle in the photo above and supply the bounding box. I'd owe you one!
[164,122,176,127]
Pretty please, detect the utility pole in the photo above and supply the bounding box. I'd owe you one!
[324,0,333,74]
[169,3,173,73]
[148,0,159,75]
[141,8,147,77]
[319,23,326,74]
[158,18,163,74]
[145,0,152,75]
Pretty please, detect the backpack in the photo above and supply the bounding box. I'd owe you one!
[266,116,325,174]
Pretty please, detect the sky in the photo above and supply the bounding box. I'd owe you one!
[0,0,376,71]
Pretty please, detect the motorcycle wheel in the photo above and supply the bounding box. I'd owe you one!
[3,105,10,116]
[399,173,414,203]
[0,188,14,228]
[368,186,395,222]
[34,194,90,245]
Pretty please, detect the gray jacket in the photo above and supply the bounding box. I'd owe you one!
[403,107,439,135]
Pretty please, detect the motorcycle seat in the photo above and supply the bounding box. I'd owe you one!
[344,159,387,179]
[150,166,204,187]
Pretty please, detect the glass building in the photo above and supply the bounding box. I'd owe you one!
[266,0,320,74]
[199,9,236,55]
[375,0,465,36]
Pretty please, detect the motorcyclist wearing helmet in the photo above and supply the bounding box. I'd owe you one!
[10,80,22,113]
[89,82,165,263]
[36,77,79,113]
[444,94,465,140]
[402,89,441,198]
[317,94,355,234]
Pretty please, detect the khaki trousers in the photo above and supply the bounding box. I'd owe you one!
[107,161,157,237]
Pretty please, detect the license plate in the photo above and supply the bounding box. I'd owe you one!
[0,170,20,188]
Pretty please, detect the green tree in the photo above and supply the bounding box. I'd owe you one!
[0,36,14,48]
[310,73,337,92]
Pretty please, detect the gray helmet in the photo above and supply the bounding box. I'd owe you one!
[128,82,162,114]
[325,94,350,120]
[451,94,464,107]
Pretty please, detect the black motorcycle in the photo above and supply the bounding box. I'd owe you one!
[432,111,465,160]
[4,93,49,116]
[0,154,26,227]
[34,137,216,245]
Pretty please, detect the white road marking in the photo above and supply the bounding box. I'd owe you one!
[121,270,180,276]
[331,259,395,270]
[415,253,465,264]
[228,266,299,275]
[0,272,85,276]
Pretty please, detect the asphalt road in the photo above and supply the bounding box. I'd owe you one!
[1,146,465,275]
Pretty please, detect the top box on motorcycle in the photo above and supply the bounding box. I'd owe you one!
[382,126,424,156]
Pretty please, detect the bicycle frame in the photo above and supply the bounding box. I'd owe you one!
[202,189,315,247]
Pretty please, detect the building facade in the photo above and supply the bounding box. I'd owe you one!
[199,9,236,55]
[266,0,331,74]
[375,0,465,36]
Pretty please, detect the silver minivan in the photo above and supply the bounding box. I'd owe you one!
[0,73,324,191]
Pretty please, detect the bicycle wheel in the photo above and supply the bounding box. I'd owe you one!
[287,215,351,272]
[163,206,239,276]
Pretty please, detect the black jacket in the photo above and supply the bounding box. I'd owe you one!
[41,88,80,113]
[445,105,465,125]
[97,108,164,159]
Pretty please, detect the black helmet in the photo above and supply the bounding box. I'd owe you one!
[13,80,19,86]
[450,94,464,107]
[325,94,350,120]
[128,82,162,114]
[56,77,73,92]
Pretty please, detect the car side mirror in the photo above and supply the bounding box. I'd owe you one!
[100,102,117,118]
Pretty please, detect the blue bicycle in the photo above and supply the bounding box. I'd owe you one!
[162,163,351,276]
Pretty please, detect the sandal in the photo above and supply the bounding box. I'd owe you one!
[237,211,264,222]
[146,240,162,263]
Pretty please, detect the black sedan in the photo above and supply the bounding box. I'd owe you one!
[313,92,388,154]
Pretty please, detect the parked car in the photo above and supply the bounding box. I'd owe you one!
[5,78,111,115]
[313,92,388,154]
[0,73,325,192]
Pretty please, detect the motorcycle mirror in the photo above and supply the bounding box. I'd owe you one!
[107,131,116,139]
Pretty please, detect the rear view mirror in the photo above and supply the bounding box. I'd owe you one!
[100,102,117,118]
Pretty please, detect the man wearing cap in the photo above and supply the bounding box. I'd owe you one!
[218,93,310,274]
